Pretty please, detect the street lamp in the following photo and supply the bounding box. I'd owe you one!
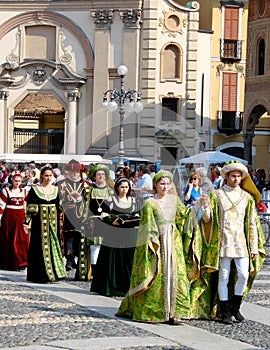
[101,65,143,168]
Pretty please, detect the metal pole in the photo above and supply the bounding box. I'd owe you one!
[118,74,125,168]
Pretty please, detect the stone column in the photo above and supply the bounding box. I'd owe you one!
[90,9,113,152]
[119,8,142,155]
[0,91,9,153]
[139,1,158,161]
[243,131,253,165]
[185,8,200,155]
[65,89,81,154]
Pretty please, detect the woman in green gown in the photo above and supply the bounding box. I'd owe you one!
[90,177,140,296]
[116,170,193,324]
[27,166,66,283]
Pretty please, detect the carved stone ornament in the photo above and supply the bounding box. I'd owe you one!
[159,8,187,37]
[216,63,225,75]
[32,69,47,85]
[6,29,20,68]
[65,89,81,102]
[59,31,72,65]
[0,91,9,100]
[91,9,114,29]
[119,9,142,28]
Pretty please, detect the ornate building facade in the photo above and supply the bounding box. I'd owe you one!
[0,0,205,167]
[244,0,270,173]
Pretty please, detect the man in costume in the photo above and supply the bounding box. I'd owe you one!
[58,159,91,280]
[192,160,266,324]
[83,164,114,278]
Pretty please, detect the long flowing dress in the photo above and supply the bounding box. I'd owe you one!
[0,187,29,270]
[27,185,66,283]
[90,195,140,296]
[116,194,192,323]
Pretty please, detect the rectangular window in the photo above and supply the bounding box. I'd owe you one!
[161,97,180,122]
[224,7,239,40]
[222,72,237,112]
[222,6,241,59]
[25,25,56,60]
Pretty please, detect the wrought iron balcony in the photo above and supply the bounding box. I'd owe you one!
[220,39,242,60]
[217,111,243,134]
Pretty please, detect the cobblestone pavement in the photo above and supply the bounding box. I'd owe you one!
[0,245,269,350]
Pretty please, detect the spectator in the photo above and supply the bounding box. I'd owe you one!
[0,161,9,190]
[195,167,215,194]
[28,161,40,180]
[183,171,202,207]
[132,164,153,210]
[148,163,156,179]
[212,167,223,189]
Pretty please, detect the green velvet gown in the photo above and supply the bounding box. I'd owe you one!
[116,194,192,323]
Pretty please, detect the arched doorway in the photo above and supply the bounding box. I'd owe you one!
[14,93,65,154]
[244,104,268,165]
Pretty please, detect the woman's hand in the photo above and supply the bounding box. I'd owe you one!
[200,193,210,208]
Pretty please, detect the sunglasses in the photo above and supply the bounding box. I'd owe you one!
[190,178,198,181]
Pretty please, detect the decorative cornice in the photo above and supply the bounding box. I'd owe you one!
[167,0,200,12]
[119,9,142,29]
[90,9,114,29]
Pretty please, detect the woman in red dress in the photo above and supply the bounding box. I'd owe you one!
[0,173,29,270]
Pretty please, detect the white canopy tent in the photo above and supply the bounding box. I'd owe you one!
[179,151,248,168]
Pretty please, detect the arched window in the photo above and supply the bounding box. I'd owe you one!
[257,39,265,76]
[160,43,182,82]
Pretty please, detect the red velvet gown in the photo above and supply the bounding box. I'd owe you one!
[0,187,29,270]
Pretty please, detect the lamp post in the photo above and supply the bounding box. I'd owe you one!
[101,65,143,168]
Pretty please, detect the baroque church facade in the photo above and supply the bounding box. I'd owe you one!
[0,0,203,166]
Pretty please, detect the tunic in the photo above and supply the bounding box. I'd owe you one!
[0,188,29,270]
[116,194,191,323]
[187,187,266,319]
[90,195,140,296]
[58,177,91,280]
[27,185,66,283]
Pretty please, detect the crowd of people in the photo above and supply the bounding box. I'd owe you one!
[0,158,267,326]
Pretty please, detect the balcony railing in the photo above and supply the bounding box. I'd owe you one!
[220,39,242,60]
[217,111,243,134]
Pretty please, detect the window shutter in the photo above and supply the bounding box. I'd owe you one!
[224,7,239,40]
[222,72,237,111]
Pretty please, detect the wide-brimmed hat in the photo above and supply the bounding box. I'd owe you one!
[89,164,110,181]
[63,159,81,171]
[220,160,248,179]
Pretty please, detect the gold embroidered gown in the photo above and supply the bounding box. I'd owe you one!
[116,194,191,323]
[27,185,66,283]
